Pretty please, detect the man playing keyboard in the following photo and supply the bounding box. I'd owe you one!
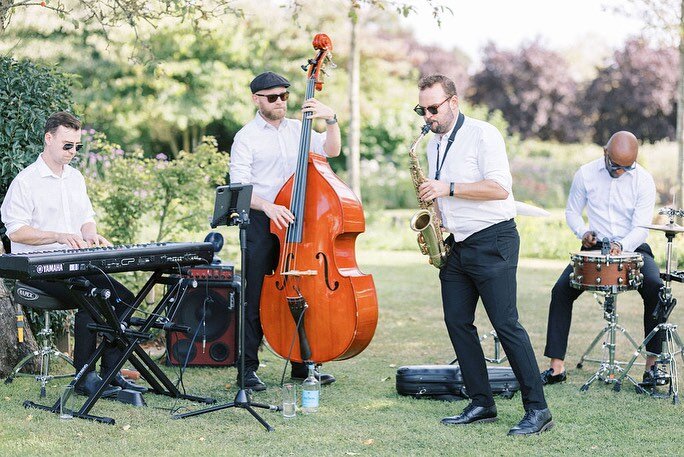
[1,111,145,397]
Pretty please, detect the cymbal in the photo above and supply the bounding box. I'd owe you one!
[640,223,684,233]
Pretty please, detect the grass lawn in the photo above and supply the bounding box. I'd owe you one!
[1,251,683,456]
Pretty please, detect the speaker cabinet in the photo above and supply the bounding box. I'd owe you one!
[166,269,239,367]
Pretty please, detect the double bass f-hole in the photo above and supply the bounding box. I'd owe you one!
[275,252,296,290]
[316,252,339,291]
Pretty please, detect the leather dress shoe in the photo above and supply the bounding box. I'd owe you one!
[110,373,148,393]
[508,408,554,436]
[237,371,266,392]
[441,403,498,425]
[290,365,336,386]
[540,368,567,386]
[75,372,121,398]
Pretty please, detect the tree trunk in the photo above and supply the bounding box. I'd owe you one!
[677,0,684,207]
[0,280,38,377]
[347,12,362,199]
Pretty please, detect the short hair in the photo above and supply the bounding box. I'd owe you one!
[44,111,81,136]
[418,74,458,98]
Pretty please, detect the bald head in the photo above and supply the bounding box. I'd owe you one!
[605,131,638,166]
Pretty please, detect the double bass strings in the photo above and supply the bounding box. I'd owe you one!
[280,75,317,276]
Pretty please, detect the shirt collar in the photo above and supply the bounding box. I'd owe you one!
[254,111,288,130]
[37,154,73,179]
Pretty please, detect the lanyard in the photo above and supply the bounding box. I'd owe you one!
[434,112,465,180]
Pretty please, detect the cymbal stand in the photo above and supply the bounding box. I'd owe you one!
[577,288,641,392]
[449,330,508,365]
[614,212,684,404]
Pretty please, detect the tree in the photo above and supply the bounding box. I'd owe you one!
[468,40,584,142]
[615,0,683,205]
[0,57,74,375]
[583,38,677,145]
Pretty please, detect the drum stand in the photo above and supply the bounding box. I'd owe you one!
[449,330,508,365]
[576,289,642,392]
[614,217,684,404]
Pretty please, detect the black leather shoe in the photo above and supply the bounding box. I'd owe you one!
[508,408,554,436]
[641,365,669,387]
[110,373,148,393]
[441,402,497,425]
[75,372,121,398]
[540,368,567,385]
[290,364,336,386]
[237,371,266,392]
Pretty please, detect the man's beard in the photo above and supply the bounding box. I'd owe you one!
[260,107,285,122]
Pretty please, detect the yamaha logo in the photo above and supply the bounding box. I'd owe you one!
[17,288,39,301]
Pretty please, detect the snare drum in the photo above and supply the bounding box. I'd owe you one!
[569,251,644,292]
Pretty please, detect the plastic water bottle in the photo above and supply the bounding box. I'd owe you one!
[300,364,320,414]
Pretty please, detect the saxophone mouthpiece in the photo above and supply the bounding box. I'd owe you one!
[421,123,431,135]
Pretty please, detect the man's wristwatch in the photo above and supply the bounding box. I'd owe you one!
[325,114,338,125]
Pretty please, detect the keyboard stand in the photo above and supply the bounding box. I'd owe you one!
[24,270,216,425]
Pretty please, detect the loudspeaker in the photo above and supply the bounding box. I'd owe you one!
[166,269,239,367]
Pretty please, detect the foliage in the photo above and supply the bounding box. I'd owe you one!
[79,134,229,245]
[583,38,678,145]
[468,40,584,143]
[0,57,75,208]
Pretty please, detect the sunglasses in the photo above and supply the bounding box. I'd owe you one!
[255,91,289,103]
[413,97,451,116]
[63,142,83,152]
[604,153,636,173]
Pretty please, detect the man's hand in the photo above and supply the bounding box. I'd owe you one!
[264,203,295,230]
[609,242,623,255]
[418,180,449,202]
[581,231,597,249]
[83,232,112,247]
[56,232,88,249]
[302,98,335,121]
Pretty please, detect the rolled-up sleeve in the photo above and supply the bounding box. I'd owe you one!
[1,178,33,235]
[479,126,512,193]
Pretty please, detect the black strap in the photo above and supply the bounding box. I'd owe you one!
[434,112,465,180]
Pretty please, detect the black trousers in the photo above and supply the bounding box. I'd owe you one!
[440,219,547,411]
[242,210,308,374]
[25,275,134,374]
[544,243,663,359]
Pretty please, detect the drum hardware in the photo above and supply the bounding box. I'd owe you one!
[449,330,508,365]
[613,208,684,404]
[576,288,642,392]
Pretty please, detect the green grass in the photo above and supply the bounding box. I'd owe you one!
[1,251,683,456]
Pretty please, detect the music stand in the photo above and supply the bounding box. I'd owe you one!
[173,183,280,431]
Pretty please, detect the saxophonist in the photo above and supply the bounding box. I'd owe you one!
[415,74,553,436]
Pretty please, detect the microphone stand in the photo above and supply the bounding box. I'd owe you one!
[173,184,279,431]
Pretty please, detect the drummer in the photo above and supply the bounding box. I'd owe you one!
[540,131,664,386]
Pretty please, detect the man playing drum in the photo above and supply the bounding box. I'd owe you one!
[540,131,664,386]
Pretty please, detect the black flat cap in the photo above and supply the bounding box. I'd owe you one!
[250,72,291,94]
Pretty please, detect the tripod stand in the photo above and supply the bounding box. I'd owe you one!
[576,290,642,391]
[614,211,684,404]
[173,184,279,431]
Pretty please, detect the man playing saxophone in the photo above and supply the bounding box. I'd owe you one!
[415,74,552,436]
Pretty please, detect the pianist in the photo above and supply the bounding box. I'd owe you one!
[0,111,145,397]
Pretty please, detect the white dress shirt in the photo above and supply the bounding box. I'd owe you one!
[427,114,516,242]
[230,112,327,203]
[1,155,96,253]
[566,157,655,252]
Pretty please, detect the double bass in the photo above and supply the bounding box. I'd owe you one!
[260,34,378,364]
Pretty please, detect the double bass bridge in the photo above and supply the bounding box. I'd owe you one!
[281,269,318,276]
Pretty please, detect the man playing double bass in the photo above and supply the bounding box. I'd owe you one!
[541,131,664,387]
[229,71,340,391]
[415,74,553,435]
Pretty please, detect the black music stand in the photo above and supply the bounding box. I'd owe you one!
[173,183,280,431]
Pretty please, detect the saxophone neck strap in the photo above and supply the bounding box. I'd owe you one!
[434,111,465,181]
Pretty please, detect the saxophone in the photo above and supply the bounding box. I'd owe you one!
[408,123,450,269]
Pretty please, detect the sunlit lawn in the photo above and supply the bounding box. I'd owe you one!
[1,250,683,456]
